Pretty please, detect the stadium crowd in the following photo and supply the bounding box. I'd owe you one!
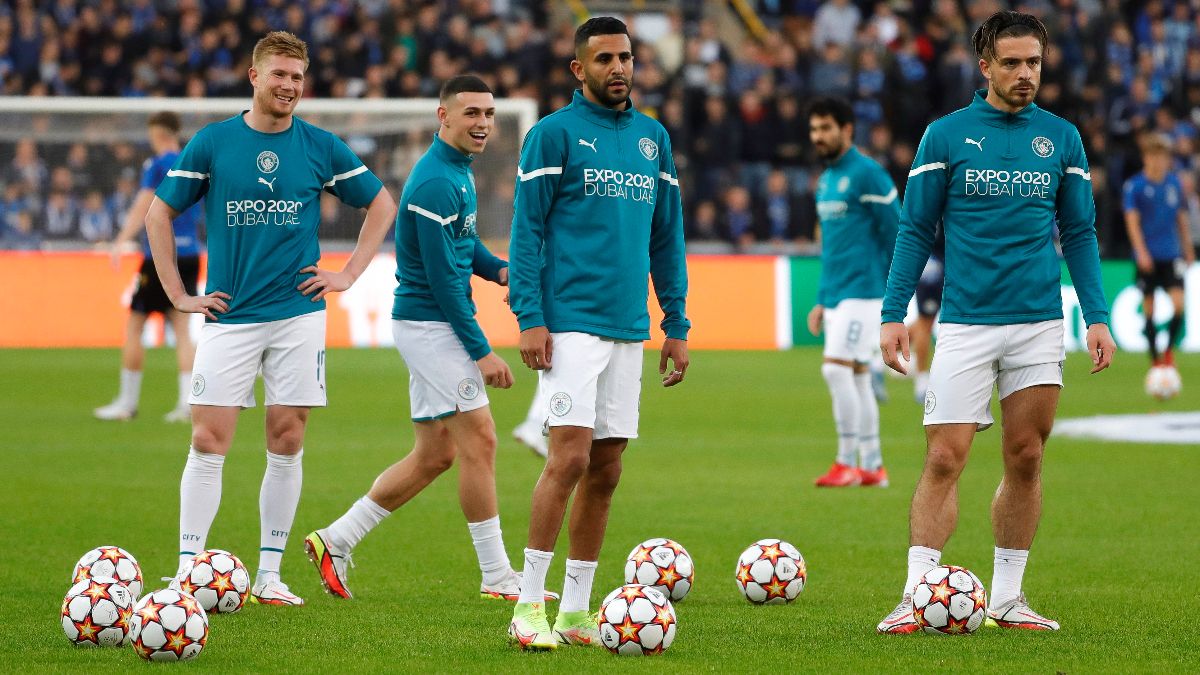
[2,0,1199,257]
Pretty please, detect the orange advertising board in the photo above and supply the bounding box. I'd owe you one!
[0,252,779,350]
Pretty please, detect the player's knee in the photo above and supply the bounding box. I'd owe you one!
[584,456,623,494]
[190,425,230,454]
[545,451,589,485]
[1003,439,1044,481]
[419,448,456,475]
[924,444,967,479]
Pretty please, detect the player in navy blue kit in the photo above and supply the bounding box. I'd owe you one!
[96,111,204,423]
[1123,133,1195,366]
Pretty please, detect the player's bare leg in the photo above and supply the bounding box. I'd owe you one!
[95,312,149,420]
[566,438,627,561]
[252,405,309,606]
[165,309,195,422]
[987,384,1060,630]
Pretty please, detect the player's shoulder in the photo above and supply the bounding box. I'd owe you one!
[631,108,669,137]
[1031,107,1084,144]
[924,106,973,137]
[531,106,576,135]
[197,114,246,140]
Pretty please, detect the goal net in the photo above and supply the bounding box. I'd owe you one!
[0,96,538,247]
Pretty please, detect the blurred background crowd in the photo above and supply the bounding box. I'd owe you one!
[2,0,1199,257]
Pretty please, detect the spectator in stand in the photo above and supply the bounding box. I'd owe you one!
[725,185,755,251]
[813,0,861,49]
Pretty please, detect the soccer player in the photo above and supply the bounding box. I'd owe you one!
[910,226,945,404]
[145,31,396,606]
[1123,132,1194,367]
[96,112,203,423]
[875,11,1115,634]
[505,17,690,650]
[806,97,899,489]
[303,75,555,603]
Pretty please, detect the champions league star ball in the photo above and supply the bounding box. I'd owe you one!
[61,576,135,646]
[129,588,209,662]
[624,538,694,602]
[72,546,143,599]
[177,549,250,614]
[911,565,987,635]
[598,584,677,655]
[1144,365,1183,400]
[735,538,806,604]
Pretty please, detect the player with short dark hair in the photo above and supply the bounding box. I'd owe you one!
[147,31,396,607]
[1123,132,1194,367]
[506,16,690,650]
[876,11,1115,633]
[96,111,204,423]
[805,97,900,489]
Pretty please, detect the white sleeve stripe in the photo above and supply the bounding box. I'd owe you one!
[908,162,947,177]
[860,188,898,204]
[517,166,563,181]
[323,164,369,188]
[166,169,208,180]
[1066,167,1092,181]
[407,203,459,226]
[659,171,680,187]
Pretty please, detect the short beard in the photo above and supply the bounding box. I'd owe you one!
[998,82,1038,109]
[815,138,846,161]
[584,73,631,108]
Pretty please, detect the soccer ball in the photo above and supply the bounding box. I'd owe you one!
[735,538,806,604]
[61,576,135,647]
[911,565,987,635]
[598,584,677,655]
[72,545,143,599]
[624,538,694,602]
[1144,365,1182,400]
[129,588,209,662]
[178,549,250,614]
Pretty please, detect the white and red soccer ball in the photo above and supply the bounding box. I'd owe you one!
[911,565,987,635]
[598,584,677,656]
[1145,365,1182,400]
[624,538,694,602]
[61,576,135,647]
[735,538,806,604]
[71,546,143,599]
[129,588,209,662]
[177,549,250,614]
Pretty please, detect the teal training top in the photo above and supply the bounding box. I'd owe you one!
[156,113,383,324]
[814,146,900,307]
[509,90,690,341]
[391,135,507,360]
[882,90,1109,326]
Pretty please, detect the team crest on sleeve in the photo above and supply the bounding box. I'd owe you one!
[458,378,480,400]
[256,150,280,174]
[638,137,659,161]
[1031,137,1054,158]
[550,392,572,417]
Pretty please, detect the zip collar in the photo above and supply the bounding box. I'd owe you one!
[829,145,862,169]
[430,133,474,170]
[969,88,1039,129]
[570,89,637,129]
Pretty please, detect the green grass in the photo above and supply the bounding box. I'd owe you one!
[0,347,1196,672]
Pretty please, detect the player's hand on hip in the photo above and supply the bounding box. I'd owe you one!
[519,327,552,370]
[174,291,231,322]
[1086,323,1116,374]
[297,265,353,301]
[477,352,514,389]
[660,338,689,387]
[880,322,910,375]
[807,305,824,336]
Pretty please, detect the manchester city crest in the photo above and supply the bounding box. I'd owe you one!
[638,137,659,161]
[550,392,572,417]
[257,150,280,173]
[458,378,480,400]
[1031,136,1054,158]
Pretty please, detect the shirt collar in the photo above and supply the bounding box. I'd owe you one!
[430,133,474,168]
[571,89,637,128]
[969,88,1039,128]
[830,145,861,169]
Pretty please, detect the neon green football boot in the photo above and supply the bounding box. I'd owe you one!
[509,602,556,651]
[552,610,600,646]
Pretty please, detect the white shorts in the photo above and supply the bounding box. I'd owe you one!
[189,311,327,408]
[539,332,642,440]
[824,298,882,363]
[923,320,1065,431]
[392,320,489,421]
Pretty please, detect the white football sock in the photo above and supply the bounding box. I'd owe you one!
[119,368,143,409]
[517,548,553,605]
[904,545,941,596]
[179,447,224,570]
[561,559,597,613]
[177,371,192,407]
[467,516,511,585]
[855,372,883,470]
[990,547,1029,608]
[325,495,390,552]
[258,450,303,574]
[915,371,930,400]
[821,362,860,466]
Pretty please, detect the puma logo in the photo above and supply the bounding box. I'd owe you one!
[578,138,597,152]
[258,176,277,192]
[566,573,580,584]
[964,137,985,151]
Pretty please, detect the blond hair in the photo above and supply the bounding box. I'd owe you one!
[252,31,309,70]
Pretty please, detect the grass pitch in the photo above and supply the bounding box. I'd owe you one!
[1,347,1195,672]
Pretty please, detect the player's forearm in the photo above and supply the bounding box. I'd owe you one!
[508,217,546,329]
[1177,213,1194,257]
[1123,212,1150,258]
[342,189,396,282]
[881,225,935,323]
[1060,224,1109,325]
[115,190,155,246]
[145,198,186,303]
[471,239,507,283]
